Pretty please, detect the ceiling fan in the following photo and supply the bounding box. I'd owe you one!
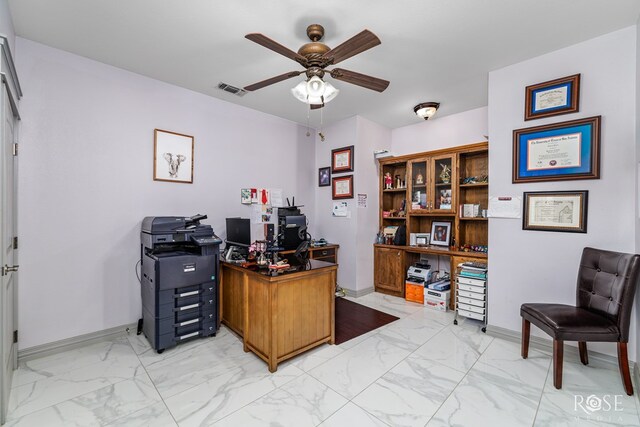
[243,24,389,108]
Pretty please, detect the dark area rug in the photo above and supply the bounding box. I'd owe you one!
[335,297,400,345]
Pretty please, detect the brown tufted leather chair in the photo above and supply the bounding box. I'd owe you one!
[520,247,640,395]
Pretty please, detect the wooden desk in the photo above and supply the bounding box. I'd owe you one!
[220,260,336,372]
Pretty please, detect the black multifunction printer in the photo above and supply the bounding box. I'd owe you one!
[139,214,222,353]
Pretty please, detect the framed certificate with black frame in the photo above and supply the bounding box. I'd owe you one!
[513,116,600,183]
[523,191,588,233]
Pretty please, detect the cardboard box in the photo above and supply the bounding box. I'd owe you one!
[424,289,450,311]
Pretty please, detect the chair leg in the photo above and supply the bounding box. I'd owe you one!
[617,342,633,396]
[521,318,530,359]
[553,339,564,389]
[578,341,588,365]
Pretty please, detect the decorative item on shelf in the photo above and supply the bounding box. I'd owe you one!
[382,210,391,218]
[415,170,424,185]
[430,221,452,247]
[439,163,451,184]
[459,244,488,253]
[384,172,393,189]
[461,174,489,185]
[398,199,406,217]
[389,209,398,217]
[439,189,452,210]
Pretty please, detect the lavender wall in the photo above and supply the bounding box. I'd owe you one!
[0,0,15,51]
[15,38,314,349]
[488,26,638,361]
[391,107,488,156]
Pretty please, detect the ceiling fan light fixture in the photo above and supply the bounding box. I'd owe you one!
[291,79,339,105]
[306,75,325,97]
[414,102,440,120]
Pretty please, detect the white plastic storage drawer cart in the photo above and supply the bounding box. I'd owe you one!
[453,262,487,332]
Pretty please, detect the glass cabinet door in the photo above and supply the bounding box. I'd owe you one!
[409,159,428,211]
[430,154,456,212]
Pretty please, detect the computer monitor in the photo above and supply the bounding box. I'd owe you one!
[225,217,251,247]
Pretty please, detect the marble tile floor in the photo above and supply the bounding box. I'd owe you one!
[5,292,640,426]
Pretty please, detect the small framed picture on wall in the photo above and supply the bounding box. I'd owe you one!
[319,167,331,187]
[154,129,194,183]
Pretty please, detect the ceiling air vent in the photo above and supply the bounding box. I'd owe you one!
[217,82,247,97]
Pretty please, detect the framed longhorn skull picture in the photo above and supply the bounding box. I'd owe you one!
[154,129,194,183]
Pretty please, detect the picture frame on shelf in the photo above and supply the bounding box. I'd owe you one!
[429,221,452,247]
[525,74,580,121]
[318,167,331,187]
[523,191,588,233]
[332,175,354,199]
[154,129,194,183]
[512,116,600,183]
[332,145,354,173]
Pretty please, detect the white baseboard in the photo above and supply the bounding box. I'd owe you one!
[486,324,633,370]
[18,322,138,362]
[344,287,374,298]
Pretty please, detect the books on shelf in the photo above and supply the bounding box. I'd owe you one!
[460,204,480,218]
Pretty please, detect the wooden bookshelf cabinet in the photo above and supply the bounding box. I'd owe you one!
[374,142,488,299]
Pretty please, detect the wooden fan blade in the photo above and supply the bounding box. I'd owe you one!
[322,30,381,65]
[244,71,304,91]
[330,68,389,92]
[310,103,324,110]
[245,33,307,64]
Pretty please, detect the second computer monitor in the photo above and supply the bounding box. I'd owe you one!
[225,217,251,247]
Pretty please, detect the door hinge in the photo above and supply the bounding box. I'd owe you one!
[12,143,18,156]
[13,330,17,343]
[13,236,18,250]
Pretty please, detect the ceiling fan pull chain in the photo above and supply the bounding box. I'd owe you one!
[318,105,325,142]
[306,102,311,137]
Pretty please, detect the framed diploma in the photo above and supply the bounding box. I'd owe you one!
[523,191,588,233]
[525,74,580,120]
[512,116,600,183]
[331,145,354,173]
[332,175,353,199]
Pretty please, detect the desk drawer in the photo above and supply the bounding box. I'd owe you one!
[312,248,335,260]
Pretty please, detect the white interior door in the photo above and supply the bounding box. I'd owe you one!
[0,81,18,425]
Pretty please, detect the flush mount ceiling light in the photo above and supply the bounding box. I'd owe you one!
[414,102,440,120]
[291,77,339,106]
